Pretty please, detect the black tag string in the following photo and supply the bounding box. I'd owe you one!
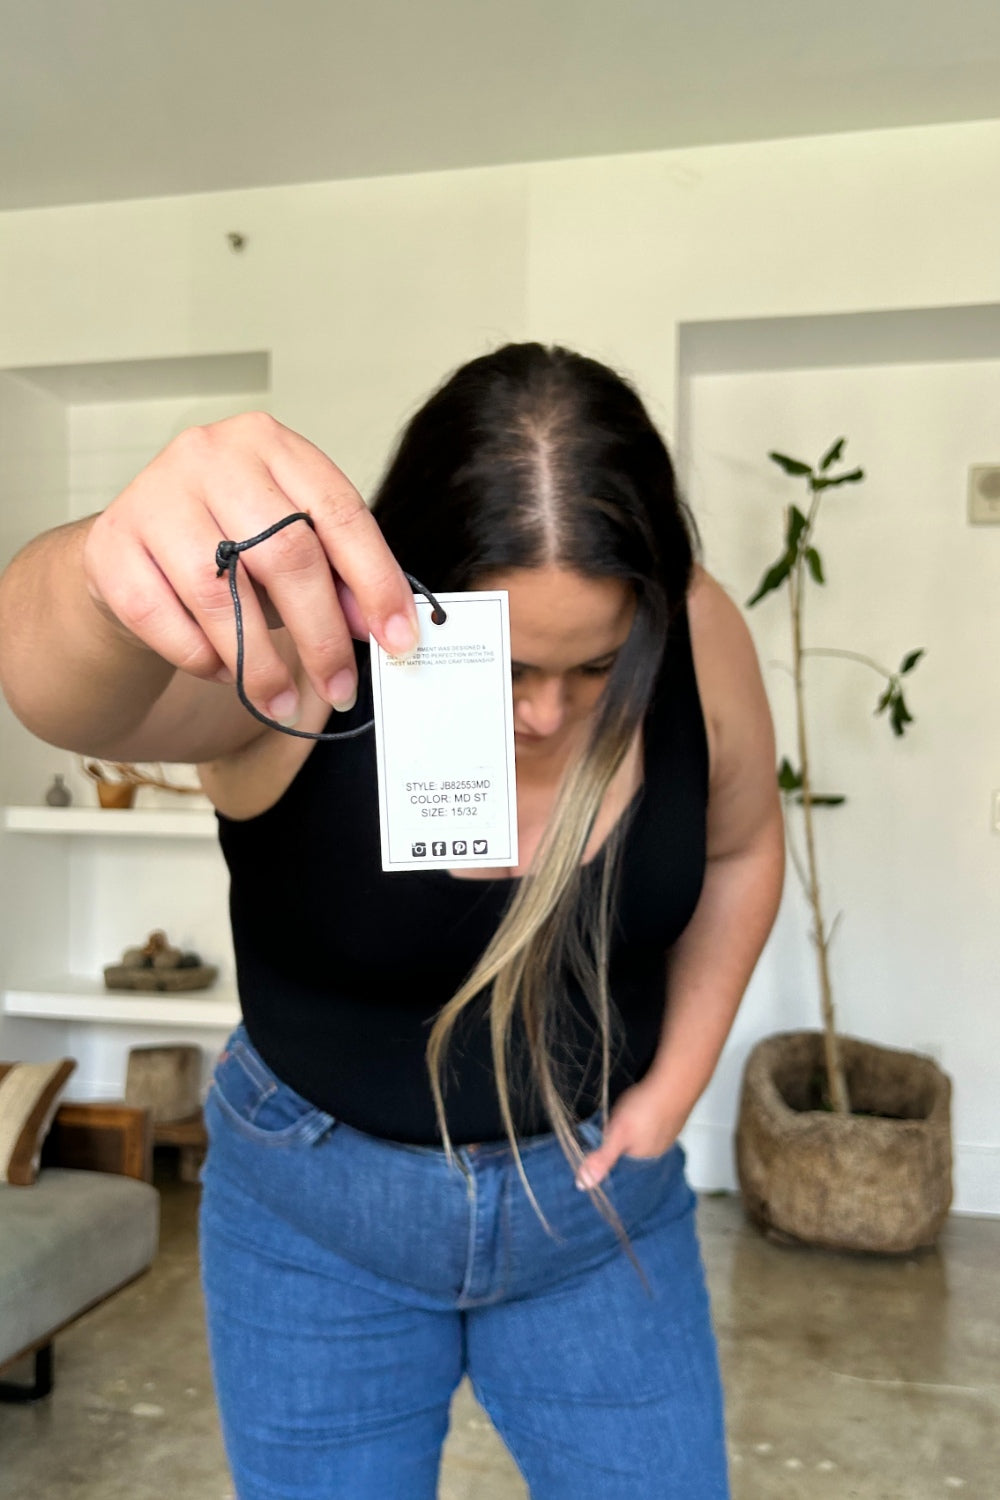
[214,511,446,741]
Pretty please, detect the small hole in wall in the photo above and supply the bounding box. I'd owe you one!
[226,232,247,253]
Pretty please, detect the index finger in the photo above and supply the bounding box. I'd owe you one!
[261,423,419,658]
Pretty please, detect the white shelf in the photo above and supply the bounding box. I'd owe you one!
[3,806,218,838]
[3,978,240,1029]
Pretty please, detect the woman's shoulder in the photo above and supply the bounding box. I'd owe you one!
[684,565,766,784]
[685,564,775,796]
[686,563,748,637]
[686,563,763,696]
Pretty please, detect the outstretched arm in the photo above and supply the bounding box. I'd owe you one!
[0,414,418,764]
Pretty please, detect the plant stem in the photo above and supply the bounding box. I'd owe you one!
[790,506,851,1114]
[784,820,810,899]
[800,647,892,679]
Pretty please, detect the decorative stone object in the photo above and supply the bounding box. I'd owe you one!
[103,930,217,992]
[125,1045,201,1125]
[736,1031,953,1254]
[44,774,72,807]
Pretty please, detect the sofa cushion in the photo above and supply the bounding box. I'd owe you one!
[0,1060,76,1185]
[0,1168,160,1366]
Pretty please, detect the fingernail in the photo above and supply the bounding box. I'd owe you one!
[384,612,419,658]
[327,669,357,713]
[576,1167,598,1191]
[214,667,234,685]
[265,688,299,726]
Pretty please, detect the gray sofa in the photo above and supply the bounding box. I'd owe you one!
[0,1102,160,1401]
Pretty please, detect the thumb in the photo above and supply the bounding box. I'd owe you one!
[575,1121,628,1191]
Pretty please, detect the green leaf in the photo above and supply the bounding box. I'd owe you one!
[819,437,845,472]
[811,467,865,491]
[900,649,925,675]
[786,505,809,553]
[777,758,802,792]
[769,451,813,478]
[747,554,793,607]
[890,693,914,737]
[805,547,824,584]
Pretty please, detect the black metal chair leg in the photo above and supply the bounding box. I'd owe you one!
[0,1343,54,1402]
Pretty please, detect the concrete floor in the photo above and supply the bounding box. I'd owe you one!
[1,1164,997,1500]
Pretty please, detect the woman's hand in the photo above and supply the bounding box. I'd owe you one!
[83,412,419,724]
[574,1077,687,1190]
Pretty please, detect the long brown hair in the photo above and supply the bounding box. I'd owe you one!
[372,345,697,1237]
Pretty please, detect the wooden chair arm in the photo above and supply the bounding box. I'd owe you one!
[42,1102,153,1183]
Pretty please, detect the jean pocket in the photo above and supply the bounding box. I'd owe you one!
[620,1140,686,1170]
[575,1110,605,1153]
[576,1111,684,1170]
[209,1026,335,1147]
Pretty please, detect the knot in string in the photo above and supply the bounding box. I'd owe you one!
[213,538,242,570]
[214,511,445,741]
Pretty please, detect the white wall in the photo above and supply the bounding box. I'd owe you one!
[0,372,68,797]
[0,373,70,1025]
[0,386,253,1095]
[681,357,999,1214]
[0,118,997,1207]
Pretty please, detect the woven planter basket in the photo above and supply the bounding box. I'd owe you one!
[735,1031,952,1254]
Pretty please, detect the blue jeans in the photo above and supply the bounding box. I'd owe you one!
[199,1024,729,1500]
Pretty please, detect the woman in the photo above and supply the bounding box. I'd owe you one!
[0,344,783,1499]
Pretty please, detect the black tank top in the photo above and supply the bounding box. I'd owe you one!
[217,604,709,1145]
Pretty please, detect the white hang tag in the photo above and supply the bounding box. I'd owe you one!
[370,591,519,872]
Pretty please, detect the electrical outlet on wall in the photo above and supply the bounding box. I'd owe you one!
[968,466,1000,524]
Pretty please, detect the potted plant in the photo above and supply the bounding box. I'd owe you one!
[81,759,203,809]
[734,439,953,1254]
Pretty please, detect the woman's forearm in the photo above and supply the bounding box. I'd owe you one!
[2,417,421,763]
[0,517,175,753]
[645,811,786,1125]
